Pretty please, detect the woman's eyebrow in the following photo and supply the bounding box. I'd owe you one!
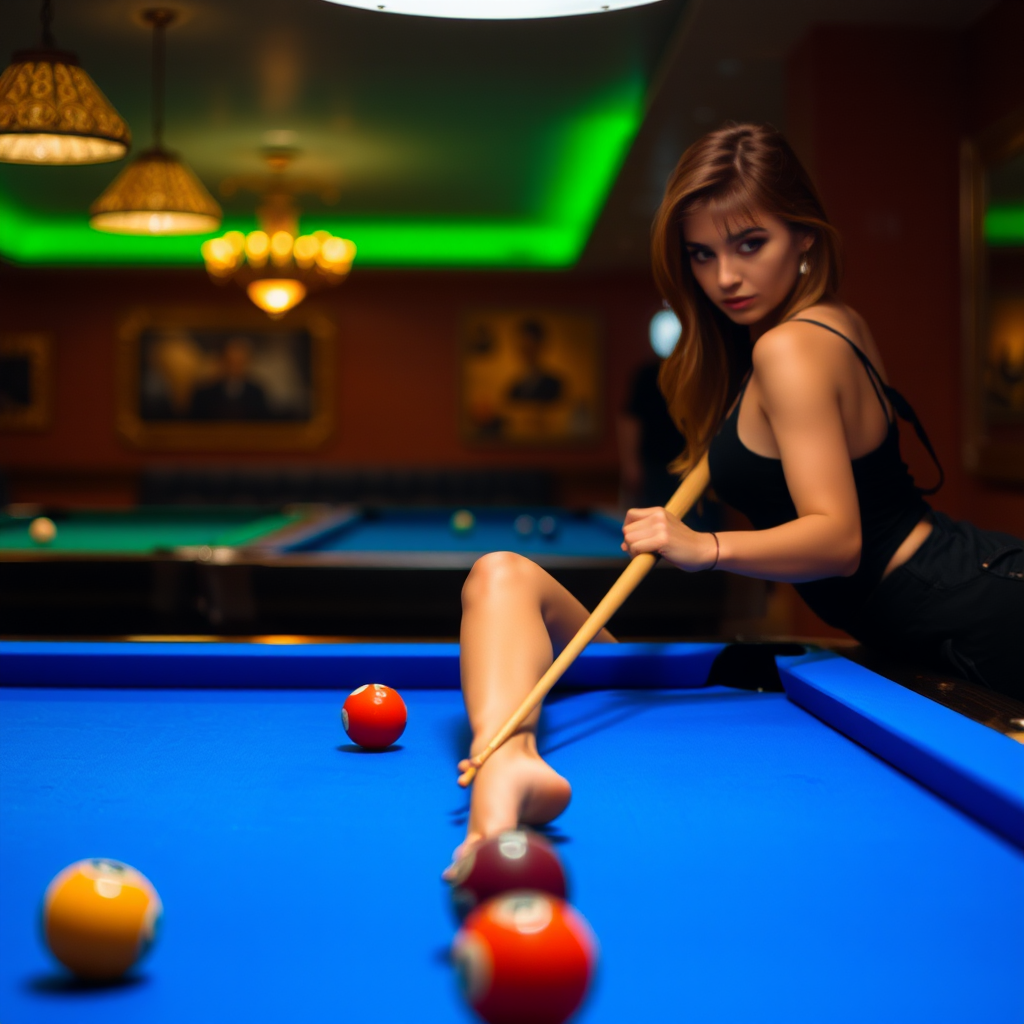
[684,225,766,248]
[725,225,767,242]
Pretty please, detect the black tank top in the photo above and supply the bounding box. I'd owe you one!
[707,318,943,631]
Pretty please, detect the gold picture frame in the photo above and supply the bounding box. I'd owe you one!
[460,308,602,446]
[961,107,1024,483]
[0,333,51,431]
[116,306,334,451]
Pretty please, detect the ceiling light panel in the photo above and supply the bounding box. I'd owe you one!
[321,1,664,19]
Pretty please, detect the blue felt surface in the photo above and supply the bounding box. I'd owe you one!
[2,684,1022,1024]
[0,641,724,690]
[284,507,628,558]
[780,653,1024,851]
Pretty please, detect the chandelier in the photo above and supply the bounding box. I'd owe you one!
[0,0,130,164]
[202,150,355,318]
[89,8,220,236]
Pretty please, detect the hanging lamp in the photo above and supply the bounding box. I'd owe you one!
[0,0,130,165]
[90,8,220,235]
[319,1,664,17]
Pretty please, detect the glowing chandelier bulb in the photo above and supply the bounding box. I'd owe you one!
[203,226,356,316]
[247,279,308,318]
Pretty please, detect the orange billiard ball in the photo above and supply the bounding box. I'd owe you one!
[453,891,597,1024]
[342,683,407,749]
[44,858,163,979]
[28,516,57,545]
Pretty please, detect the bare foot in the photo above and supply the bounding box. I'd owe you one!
[443,737,570,880]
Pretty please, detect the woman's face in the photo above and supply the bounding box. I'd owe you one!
[680,205,813,329]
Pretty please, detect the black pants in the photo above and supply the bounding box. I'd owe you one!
[851,512,1024,700]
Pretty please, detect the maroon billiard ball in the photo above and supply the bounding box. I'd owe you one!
[448,830,567,920]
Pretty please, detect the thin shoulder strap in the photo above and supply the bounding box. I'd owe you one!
[788,318,889,416]
[786,318,945,495]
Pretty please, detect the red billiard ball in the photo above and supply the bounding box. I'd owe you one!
[452,891,597,1024]
[341,683,407,749]
[44,858,163,979]
[448,829,567,920]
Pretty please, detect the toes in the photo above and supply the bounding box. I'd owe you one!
[442,834,483,881]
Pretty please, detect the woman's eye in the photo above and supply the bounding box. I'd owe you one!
[688,249,712,264]
[738,238,765,254]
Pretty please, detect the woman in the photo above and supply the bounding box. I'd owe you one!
[447,123,1023,869]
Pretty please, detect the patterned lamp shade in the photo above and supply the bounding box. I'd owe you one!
[90,147,222,235]
[0,51,130,165]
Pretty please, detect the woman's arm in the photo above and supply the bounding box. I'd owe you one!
[621,326,862,583]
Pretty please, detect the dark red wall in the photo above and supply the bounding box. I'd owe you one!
[0,266,661,506]
[783,11,1024,637]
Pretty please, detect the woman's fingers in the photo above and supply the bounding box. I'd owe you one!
[622,523,672,557]
[622,505,664,525]
[620,507,713,569]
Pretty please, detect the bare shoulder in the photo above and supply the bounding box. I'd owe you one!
[757,303,878,366]
[751,316,832,377]
[750,323,835,412]
[751,303,873,408]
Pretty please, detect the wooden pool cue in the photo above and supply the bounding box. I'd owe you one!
[457,452,712,788]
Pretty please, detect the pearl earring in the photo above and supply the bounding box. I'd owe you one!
[799,256,809,276]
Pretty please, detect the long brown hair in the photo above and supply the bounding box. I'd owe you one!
[651,123,841,475]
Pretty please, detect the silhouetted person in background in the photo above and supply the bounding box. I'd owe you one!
[620,360,723,532]
[619,361,684,507]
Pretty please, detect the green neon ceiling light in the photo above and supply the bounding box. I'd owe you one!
[0,79,644,269]
[985,204,1024,247]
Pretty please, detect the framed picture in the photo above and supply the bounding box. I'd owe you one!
[961,108,1024,482]
[0,333,51,431]
[116,307,334,451]
[460,309,602,446]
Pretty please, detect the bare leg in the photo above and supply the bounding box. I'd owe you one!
[446,551,614,872]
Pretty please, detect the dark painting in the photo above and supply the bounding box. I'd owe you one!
[138,328,314,423]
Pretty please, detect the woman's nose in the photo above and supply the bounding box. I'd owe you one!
[717,257,742,290]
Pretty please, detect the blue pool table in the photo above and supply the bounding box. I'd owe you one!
[256,506,633,563]
[1,640,1021,1024]
[229,505,760,636]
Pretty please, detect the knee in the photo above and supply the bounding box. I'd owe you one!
[462,551,537,609]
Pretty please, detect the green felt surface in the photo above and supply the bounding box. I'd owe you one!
[0,509,300,554]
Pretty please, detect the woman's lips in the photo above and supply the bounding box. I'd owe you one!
[722,296,755,310]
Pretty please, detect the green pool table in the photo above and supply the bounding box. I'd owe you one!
[0,506,308,636]
[0,506,302,556]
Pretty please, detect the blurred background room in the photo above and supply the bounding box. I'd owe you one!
[1,0,1021,640]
